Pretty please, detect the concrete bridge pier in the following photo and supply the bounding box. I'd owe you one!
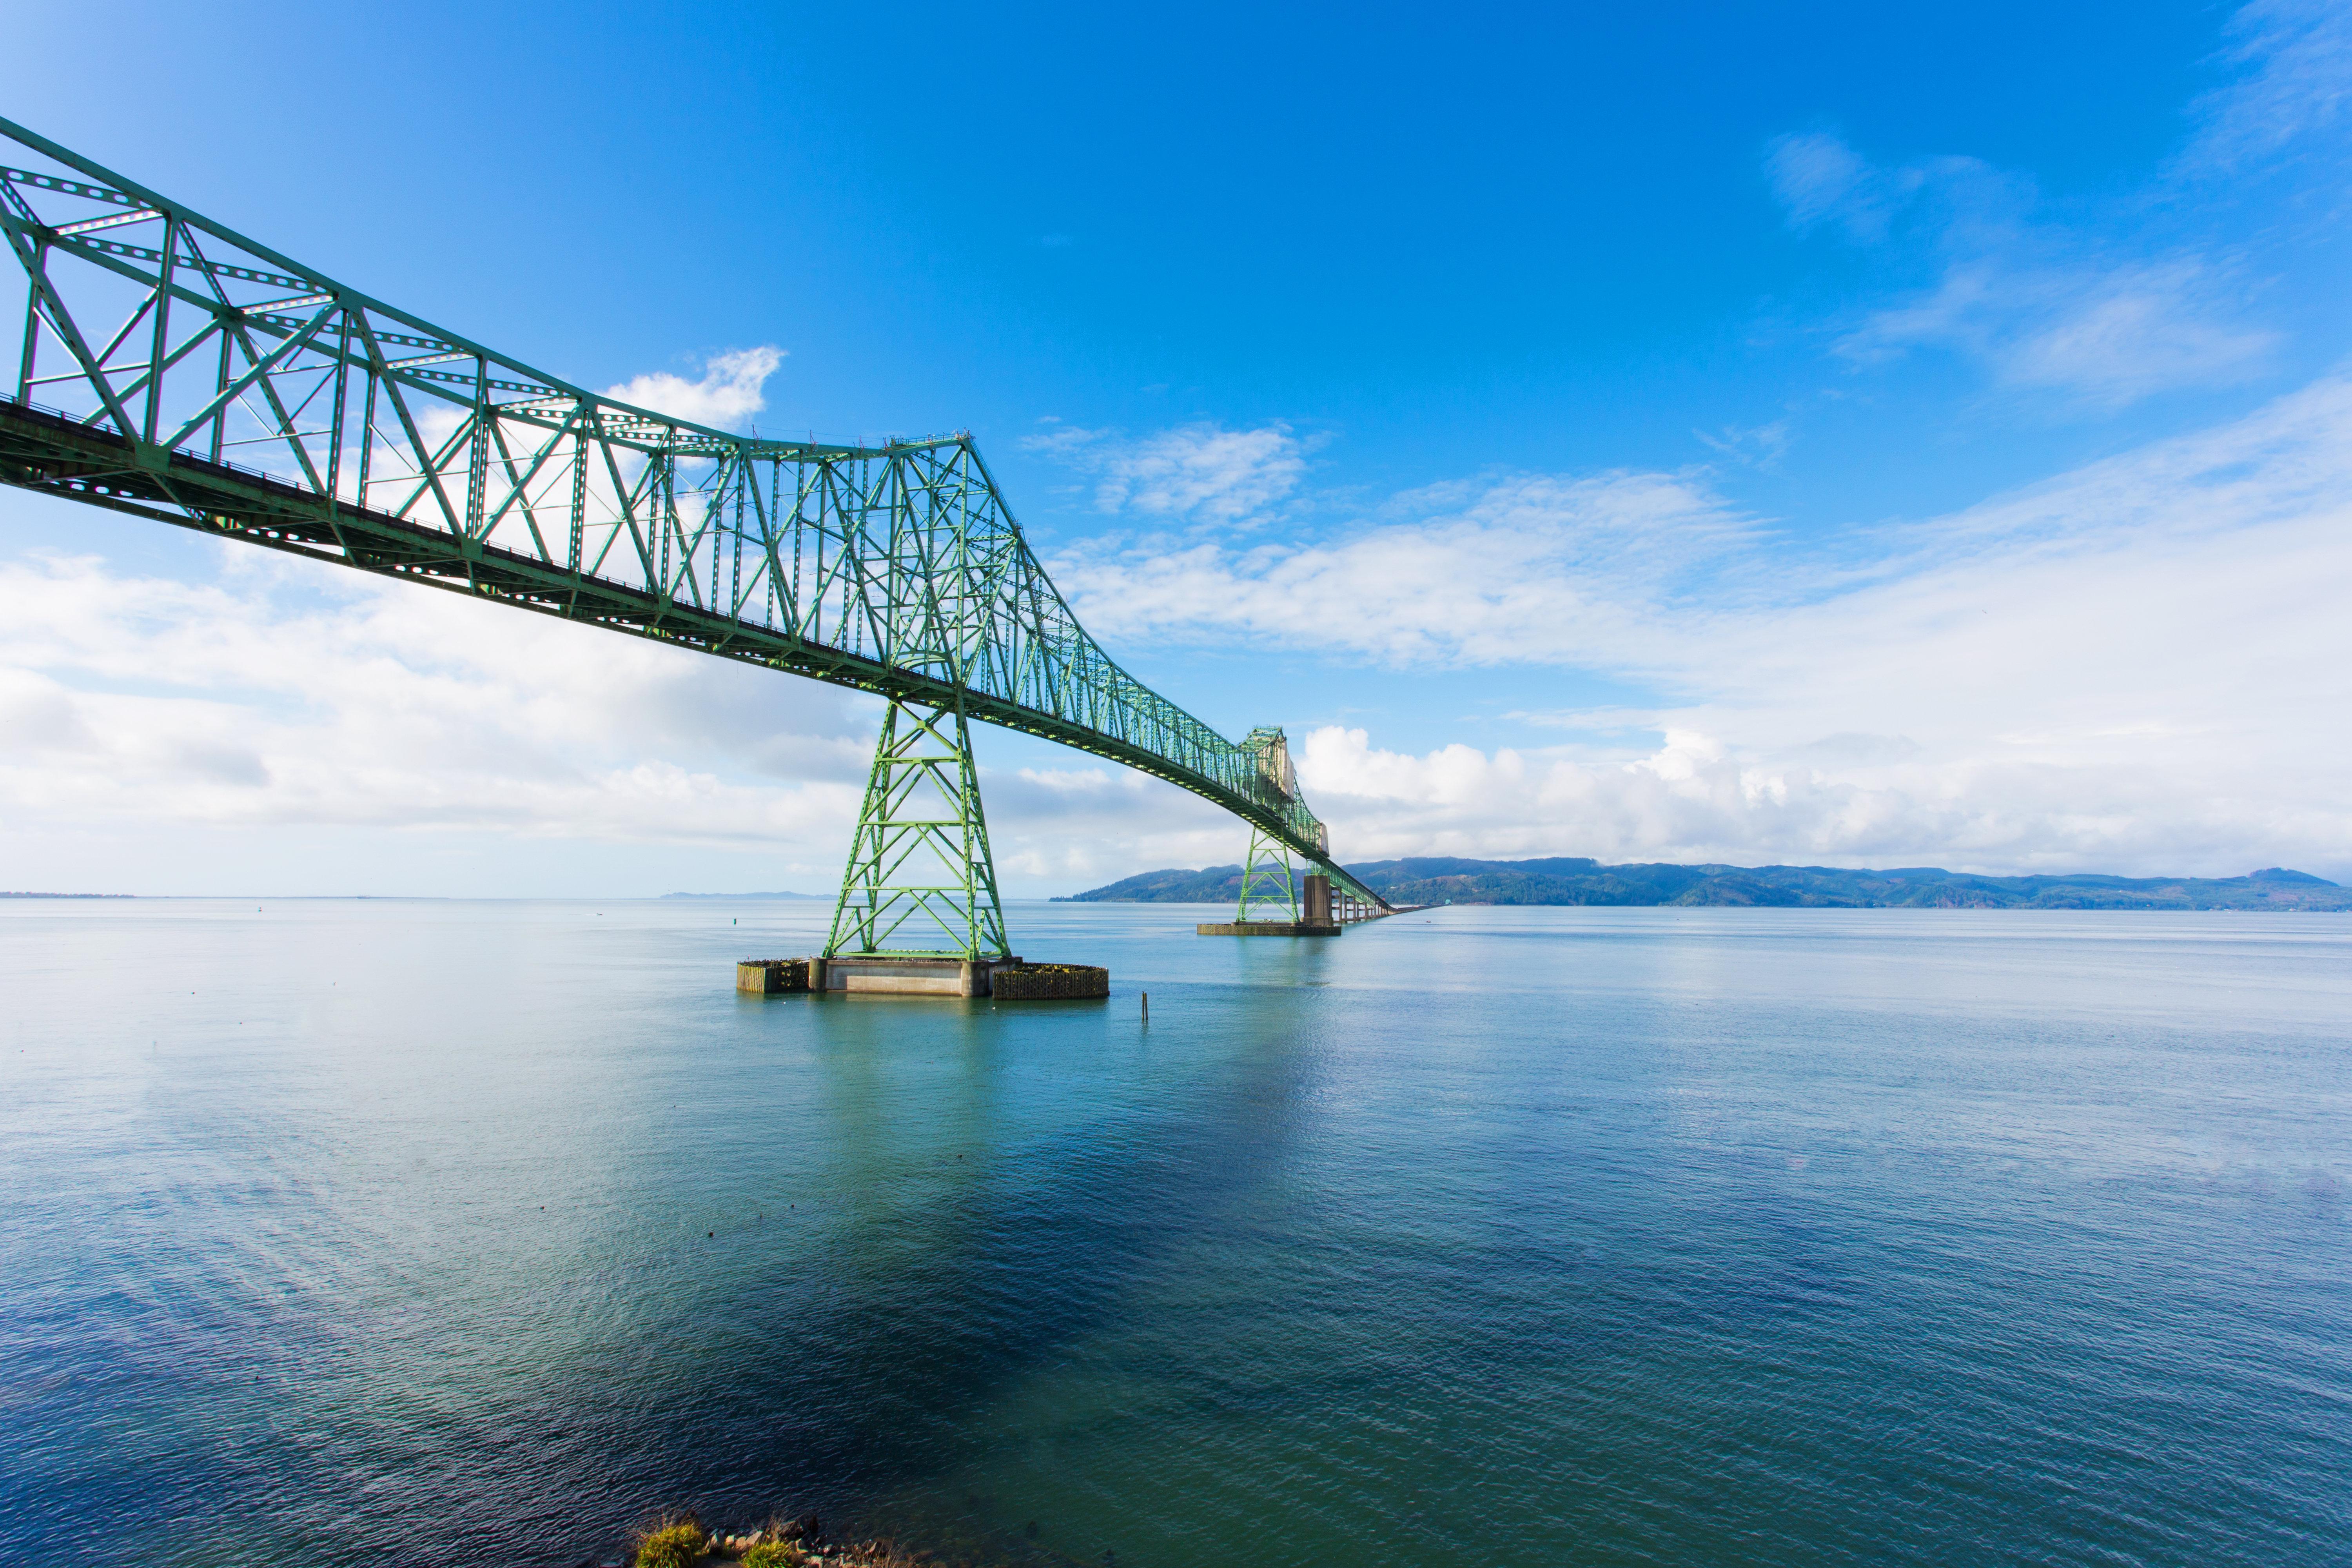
[735,955,1109,998]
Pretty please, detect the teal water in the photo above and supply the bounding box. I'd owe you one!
[2,900,2347,1566]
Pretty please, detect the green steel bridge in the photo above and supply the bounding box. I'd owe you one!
[0,118,1388,955]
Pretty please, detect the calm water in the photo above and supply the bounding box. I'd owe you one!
[2,899,2347,1566]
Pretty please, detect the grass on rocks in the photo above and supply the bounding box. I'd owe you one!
[634,1518,709,1568]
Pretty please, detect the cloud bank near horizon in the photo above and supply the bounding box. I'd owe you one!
[1042,375,2352,880]
[4,361,2349,890]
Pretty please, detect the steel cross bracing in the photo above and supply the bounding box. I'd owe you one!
[0,118,1390,918]
[1235,826,1302,924]
[829,697,1011,959]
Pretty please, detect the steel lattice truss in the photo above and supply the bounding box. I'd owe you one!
[829,699,1013,958]
[0,118,1387,911]
[1236,824,1303,924]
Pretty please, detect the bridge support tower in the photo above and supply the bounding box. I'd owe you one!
[827,695,1010,962]
[1197,826,1341,936]
[1236,824,1300,925]
[771,697,1104,996]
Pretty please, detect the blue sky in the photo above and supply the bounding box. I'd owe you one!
[4,0,2351,895]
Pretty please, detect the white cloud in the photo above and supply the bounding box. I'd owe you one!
[1022,419,1310,525]
[5,374,2348,887]
[1054,467,1757,668]
[7,336,2350,890]
[0,546,872,851]
[1292,719,2352,878]
[0,521,1244,895]
[983,763,1234,884]
[1060,377,2352,879]
[604,345,784,428]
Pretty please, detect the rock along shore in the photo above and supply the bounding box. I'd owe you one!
[621,1512,1067,1568]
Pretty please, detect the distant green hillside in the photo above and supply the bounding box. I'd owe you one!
[1058,858,2350,911]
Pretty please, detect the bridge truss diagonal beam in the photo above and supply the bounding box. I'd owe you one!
[0,116,1389,912]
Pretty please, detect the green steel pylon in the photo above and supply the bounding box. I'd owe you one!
[826,697,1011,959]
[1234,825,1300,924]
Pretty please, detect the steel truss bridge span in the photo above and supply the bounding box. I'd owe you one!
[0,117,1389,952]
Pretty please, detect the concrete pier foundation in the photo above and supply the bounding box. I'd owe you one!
[812,956,1014,996]
[736,959,812,993]
[737,955,1109,998]
[1194,921,1341,936]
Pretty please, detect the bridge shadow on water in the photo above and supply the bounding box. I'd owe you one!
[544,984,1333,1563]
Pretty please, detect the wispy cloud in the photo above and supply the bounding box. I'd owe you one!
[1760,0,2352,412]
[1021,419,1312,526]
[1842,252,2277,405]
[1769,128,2278,407]
[1053,467,1759,667]
[2182,0,2352,172]
[1765,130,1940,242]
[1693,418,1791,468]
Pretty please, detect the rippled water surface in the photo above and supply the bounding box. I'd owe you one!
[4,899,2348,1566]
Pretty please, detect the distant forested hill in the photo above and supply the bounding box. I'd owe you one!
[1058,858,2350,910]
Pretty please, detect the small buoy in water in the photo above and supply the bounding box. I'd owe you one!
[708,1230,714,1238]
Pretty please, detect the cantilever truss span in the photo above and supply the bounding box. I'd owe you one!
[0,117,1389,947]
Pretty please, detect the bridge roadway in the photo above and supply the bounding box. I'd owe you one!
[0,116,1391,940]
